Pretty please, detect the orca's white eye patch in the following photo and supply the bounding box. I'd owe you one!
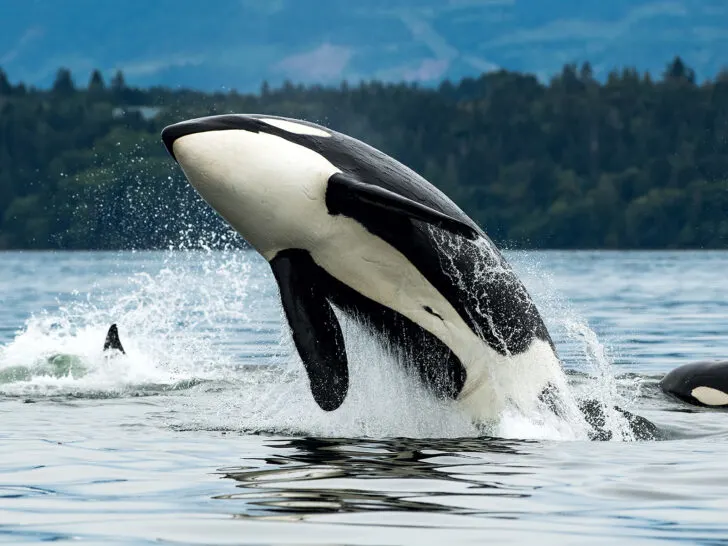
[691,386,728,406]
[261,118,331,137]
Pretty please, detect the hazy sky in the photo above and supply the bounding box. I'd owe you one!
[1,0,726,90]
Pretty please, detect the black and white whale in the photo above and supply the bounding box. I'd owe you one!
[161,114,573,423]
[661,361,728,408]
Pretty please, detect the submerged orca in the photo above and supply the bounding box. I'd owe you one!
[0,324,125,385]
[160,115,572,422]
[660,361,728,408]
[103,324,125,354]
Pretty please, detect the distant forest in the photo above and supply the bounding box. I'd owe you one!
[0,57,727,250]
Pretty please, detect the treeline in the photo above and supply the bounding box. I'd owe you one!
[0,57,727,250]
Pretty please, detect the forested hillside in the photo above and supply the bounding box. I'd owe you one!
[1,57,727,250]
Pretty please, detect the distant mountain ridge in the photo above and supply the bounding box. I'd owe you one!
[1,0,726,90]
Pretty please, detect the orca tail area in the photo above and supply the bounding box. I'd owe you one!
[103,324,125,354]
[578,399,662,441]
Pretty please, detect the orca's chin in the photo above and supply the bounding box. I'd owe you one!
[161,115,264,161]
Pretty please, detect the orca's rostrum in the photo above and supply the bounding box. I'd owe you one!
[161,114,568,423]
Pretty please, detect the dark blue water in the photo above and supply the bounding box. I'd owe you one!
[1,250,728,544]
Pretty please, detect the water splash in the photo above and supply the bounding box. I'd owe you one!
[514,251,647,441]
[0,240,647,441]
[562,318,644,441]
[182,311,479,439]
[0,246,252,397]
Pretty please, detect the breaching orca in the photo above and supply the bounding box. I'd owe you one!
[660,361,728,408]
[160,114,571,423]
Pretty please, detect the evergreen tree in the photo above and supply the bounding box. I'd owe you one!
[111,70,125,90]
[0,68,11,95]
[52,68,75,95]
[664,56,696,84]
[88,69,106,93]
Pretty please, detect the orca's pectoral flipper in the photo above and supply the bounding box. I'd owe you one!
[326,172,479,240]
[270,249,349,411]
[103,324,126,354]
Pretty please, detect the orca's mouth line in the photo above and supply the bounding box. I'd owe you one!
[161,115,265,161]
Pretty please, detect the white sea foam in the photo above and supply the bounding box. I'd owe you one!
[0,247,252,396]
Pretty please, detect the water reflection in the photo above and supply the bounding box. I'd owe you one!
[215,436,537,521]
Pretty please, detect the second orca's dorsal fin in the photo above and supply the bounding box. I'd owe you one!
[103,324,126,354]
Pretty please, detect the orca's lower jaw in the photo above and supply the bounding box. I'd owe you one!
[164,124,338,260]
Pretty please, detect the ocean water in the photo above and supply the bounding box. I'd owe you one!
[1,249,728,544]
